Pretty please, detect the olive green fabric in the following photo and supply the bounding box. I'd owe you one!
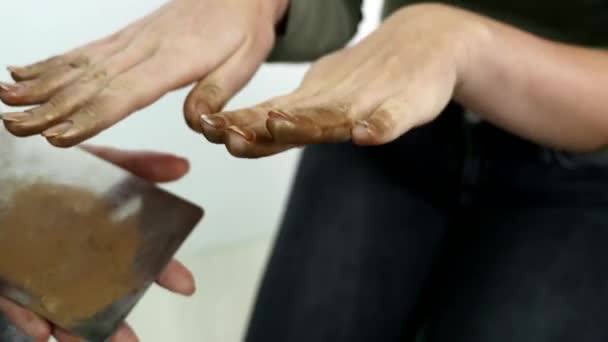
[268,0,364,62]
[269,0,608,62]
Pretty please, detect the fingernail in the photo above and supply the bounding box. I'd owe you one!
[42,121,73,138]
[268,110,295,122]
[200,114,226,129]
[0,81,24,94]
[1,112,31,122]
[226,125,254,141]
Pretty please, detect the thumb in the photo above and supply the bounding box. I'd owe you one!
[183,36,272,132]
[0,297,51,342]
[183,78,228,132]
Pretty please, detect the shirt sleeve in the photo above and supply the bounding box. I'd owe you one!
[267,0,364,62]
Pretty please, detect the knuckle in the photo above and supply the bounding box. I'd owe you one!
[332,101,354,117]
[44,95,66,115]
[79,68,109,84]
[198,82,222,99]
[105,76,135,95]
[75,106,101,125]
[66,55,91,70]
[196,82,225,113]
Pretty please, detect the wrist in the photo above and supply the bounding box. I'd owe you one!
[389,4,494,104]
[450,12,497,104]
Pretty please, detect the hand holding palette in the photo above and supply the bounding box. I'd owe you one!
[0,128,203,341]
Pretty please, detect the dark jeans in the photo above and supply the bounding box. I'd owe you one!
[246,103,608,342]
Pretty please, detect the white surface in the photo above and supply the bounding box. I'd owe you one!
[124,237,272,342]
[0,0,381,255]
[47,236,273,342]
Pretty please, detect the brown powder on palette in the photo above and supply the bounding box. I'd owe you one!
[0,181,141,328]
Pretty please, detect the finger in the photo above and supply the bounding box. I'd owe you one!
[224,128,294,158]
[266,92,382,145]
[55,324,139,342]
[255,41,392,145]
[184,33,272,132]
[200,106,294,158]
[156,260,196,296]
[223,118,295,158]
[7,40,116,84]
[1,58,90,106]
[109,324,139,342]
[200,107,270,144]
[266,105,354,144]
[7,56,70,82]
[0,297,51,342]
[54,327,86,342]
[198,87,315,145]
[6,7,159,83]
[3,31,141,107]
[80,145,189,182]
[41,45,220,147]
[2,39,158,136]
[3,15,160,106]
[202,90,330,157]
[2,67,109,137]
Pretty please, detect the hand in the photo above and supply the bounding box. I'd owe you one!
[199,3,487,158]
[0,0,289,147]
[0,146,196,342]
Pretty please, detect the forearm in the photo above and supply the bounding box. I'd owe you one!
[456,15,608,152]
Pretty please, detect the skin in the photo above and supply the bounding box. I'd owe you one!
[0,0,289,147]
[0,146,197,342]
[200,3,608,157]
[3,3,607,155]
